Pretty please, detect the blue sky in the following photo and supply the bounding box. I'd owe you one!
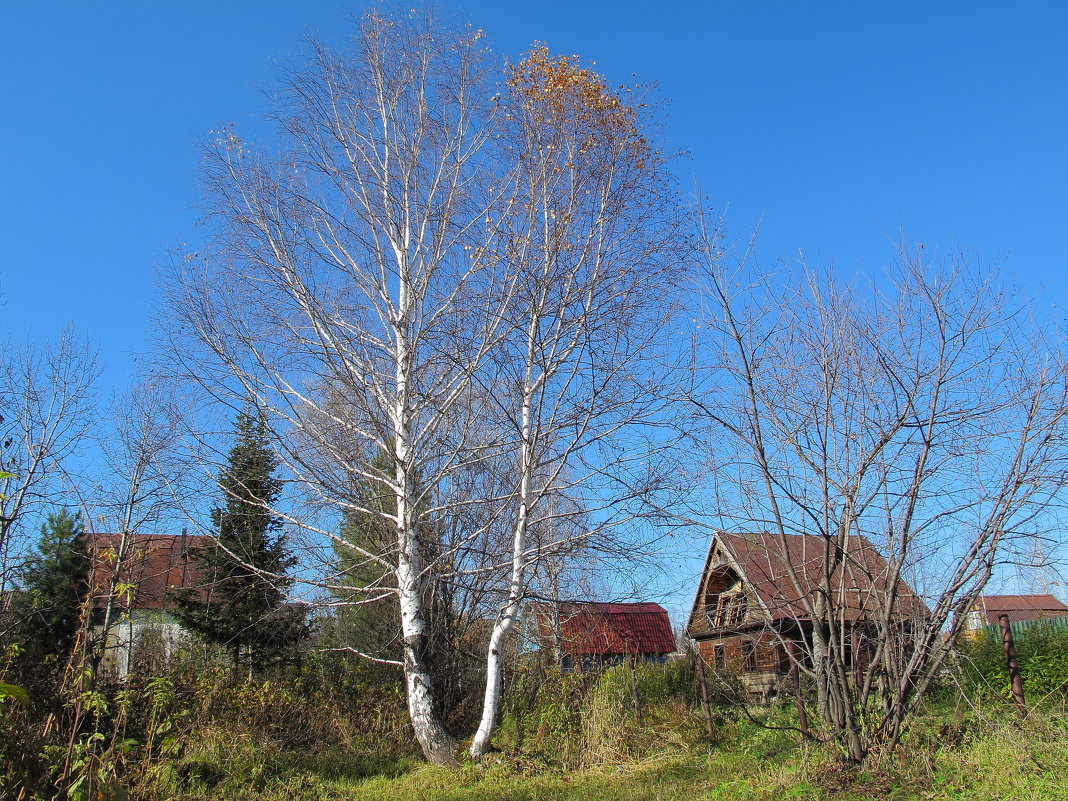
[2,1,1067,616]
[3,1,1066,384]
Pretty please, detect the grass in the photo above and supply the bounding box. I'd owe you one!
[147,709,1068,801]
[88,659,1068,801]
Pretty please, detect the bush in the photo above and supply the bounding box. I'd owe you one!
[959,621,1068,702]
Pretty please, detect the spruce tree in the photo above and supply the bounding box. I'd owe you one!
[331,449,401,659]
[174,410,306,669]
[12,509,89,662]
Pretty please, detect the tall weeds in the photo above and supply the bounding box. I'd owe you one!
[497,656,717,767]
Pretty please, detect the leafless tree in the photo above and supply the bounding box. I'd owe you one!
[468,47,683,757]
[689,218,1068,762]
[163,7,686,764]
[75,378,191,673]
[0,329,101,589]
[163,7,518,765]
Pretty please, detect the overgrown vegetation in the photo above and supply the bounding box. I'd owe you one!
[4,638,1066,800]
[0,640,419,800]
[959,621,1068,701]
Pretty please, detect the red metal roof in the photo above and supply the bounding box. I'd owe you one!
[688,532,929,638]
[979,594,1068,626]
[84,533,209,611]
[533,602,675,657]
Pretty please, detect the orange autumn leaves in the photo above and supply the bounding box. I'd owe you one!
[507,45,651,171]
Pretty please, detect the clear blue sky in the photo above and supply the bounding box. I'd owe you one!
[3,1,1066,382]
[2,2,1066,614]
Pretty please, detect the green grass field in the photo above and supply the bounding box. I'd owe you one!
[147,707,1068,801]
[7,653,1067,800]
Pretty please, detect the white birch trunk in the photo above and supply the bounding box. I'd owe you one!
[468,584,522,758]
[468,465,529,758]
[392,242,459,766]
[469,322,537,759]
[396,547,458,765]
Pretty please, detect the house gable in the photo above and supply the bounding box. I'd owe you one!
[970,594,1068,628]
[687,538,768,639]
[687,531,929,694]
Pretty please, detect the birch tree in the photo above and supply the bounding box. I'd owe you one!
[164,8,515,765]
[165,7,686,763]
[469,47,682,757]
[689,225,1068,762]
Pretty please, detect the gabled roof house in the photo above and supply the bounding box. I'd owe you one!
[83,532,209,676]
[86,532,209,616]
[962,593,1068,635]
[687,532,928,697]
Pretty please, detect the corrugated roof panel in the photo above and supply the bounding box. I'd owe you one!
[84,533,211,611]
[533,602,675,656]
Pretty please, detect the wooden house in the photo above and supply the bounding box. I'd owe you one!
[531,601,676,672]
[687,532,928,698]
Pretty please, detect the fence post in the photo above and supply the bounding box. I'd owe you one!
[694,649,715,737]
[998,614,1026,716]
[629,653,642,726]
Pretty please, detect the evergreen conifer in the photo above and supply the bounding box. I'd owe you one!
[331,449,400,659]
[12,509,89,662]
[173,410,307,669]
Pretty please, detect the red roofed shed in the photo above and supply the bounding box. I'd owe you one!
[81,532,211,678]
[532,601,675,672]
[965,594,1068,629]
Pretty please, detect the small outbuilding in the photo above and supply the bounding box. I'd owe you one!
[531,601,675,672]
[83,531,209,675]
[961,593,1068,636]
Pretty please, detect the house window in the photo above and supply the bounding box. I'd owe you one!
[712,643,725,668]
[841,634,853,668]
[777,644,791,674]
[742,640,757,673]
[708,583,748,629]
[726,594,747,625]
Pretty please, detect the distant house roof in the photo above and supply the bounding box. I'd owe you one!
[975,594,1068,626]
[83,532,209,611]
[532,601,675,657]
[688,532,929,637]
